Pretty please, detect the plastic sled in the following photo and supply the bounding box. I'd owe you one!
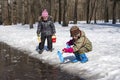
[57,51,64,63]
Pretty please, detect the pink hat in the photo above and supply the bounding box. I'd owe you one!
[42,9,48,17]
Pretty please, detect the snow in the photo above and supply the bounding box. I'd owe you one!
[0,22,120,80]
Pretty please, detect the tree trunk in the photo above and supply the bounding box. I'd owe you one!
[62,0,68,26]
[16,0,22,23]
[12,0,17,24]
[89,0,97,23]
[104,0,109,22]
[112,0,117,24]
[48,0,52,15]
[86,0,90,24]
[28,0,33,29]
[58,0,62,24]
[0,0,3,24]
[73,0,78,24]
[22,0,25,24]
[22,0,29,25]
[3,0,11,25]
[94,0,98,24]
[54,9,57,22]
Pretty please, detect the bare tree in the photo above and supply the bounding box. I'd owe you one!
[89,0,97,23]
[104,0,109,22]
[48,0,52,15]
[93,0,99,24]
[73,0,78,24]
[58,0,62,24]
[86,0,90,24]
[22,0,29,25]
[11,0,17,24]
[118,2,120,22]
[112,0,117,24]
[3,0,11,25]
[0,0,2,24]
[16,0,22,23]
[62,0,68,26]
[1,0,120,25]
[21,0,25,24]
[28,0,34,29]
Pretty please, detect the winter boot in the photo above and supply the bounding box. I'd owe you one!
[71,59,78,63]
[79,53,88,63]
[39,49,44,54]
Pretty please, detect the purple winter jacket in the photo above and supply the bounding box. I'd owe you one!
[37,17,56,36]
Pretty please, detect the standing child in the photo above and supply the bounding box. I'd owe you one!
[62,26,92,63]
[37,9,56,54]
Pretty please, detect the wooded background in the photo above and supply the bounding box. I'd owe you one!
[0,0,120,27]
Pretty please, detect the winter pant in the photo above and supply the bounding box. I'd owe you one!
[39,35,52,50]
[74,53,81,61]
[74,53,88,63]
[79,53,88,63]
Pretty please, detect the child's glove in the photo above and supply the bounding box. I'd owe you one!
[62,47,74,53]
[66,39,74,46]
[37,34,41,43]
[37,36,41,43]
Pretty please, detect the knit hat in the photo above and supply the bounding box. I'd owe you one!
[70,26,81,37]
[41,9,48,17]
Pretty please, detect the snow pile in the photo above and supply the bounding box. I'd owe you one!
[0,22,120,80]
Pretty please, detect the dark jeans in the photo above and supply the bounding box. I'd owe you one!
[39,35,52,50]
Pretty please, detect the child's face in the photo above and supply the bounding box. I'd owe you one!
[43,16,48,21]
[73,36,78,40]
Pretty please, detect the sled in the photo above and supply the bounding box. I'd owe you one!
[57,51,64,63]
